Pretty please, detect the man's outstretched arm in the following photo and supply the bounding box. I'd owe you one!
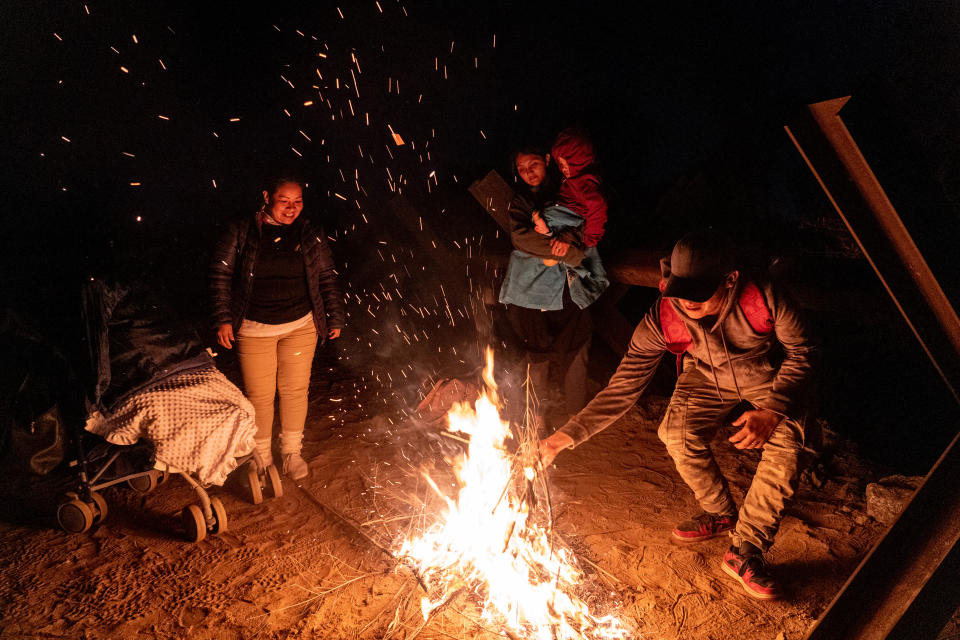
[542,304,667,464]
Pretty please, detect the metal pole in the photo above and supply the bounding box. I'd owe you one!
[785,96,960,404]
[786,97,960,640]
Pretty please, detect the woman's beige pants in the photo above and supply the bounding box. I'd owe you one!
[236,323,318,456]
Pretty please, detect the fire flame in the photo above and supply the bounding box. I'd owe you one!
[399,349,631,639]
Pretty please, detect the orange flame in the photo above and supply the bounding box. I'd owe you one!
[399,348,631,639]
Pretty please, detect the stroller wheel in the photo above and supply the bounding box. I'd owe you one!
[247,463,263,505]
[127,470,160,493]
[266,464,284,499]
[58,499,95,534]
[90,491,109,524]
[182,504,206,543]
[209,497,228,534]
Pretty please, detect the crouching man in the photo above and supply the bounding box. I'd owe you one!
[540,229,816,600]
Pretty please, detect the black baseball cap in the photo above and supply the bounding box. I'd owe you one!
[661,229,737,303]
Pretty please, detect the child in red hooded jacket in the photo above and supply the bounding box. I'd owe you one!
[544,128,607,248]
[501,129,610,312]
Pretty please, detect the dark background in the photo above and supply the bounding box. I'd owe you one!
[3,0,960,471]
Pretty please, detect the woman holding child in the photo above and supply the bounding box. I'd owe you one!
[499,129,609,428]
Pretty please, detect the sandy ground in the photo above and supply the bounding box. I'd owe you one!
[5,336,935,640]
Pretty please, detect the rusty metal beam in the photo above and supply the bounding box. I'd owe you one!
[785,96,960,403]
[787,97,960,640]
[803,431,960,640]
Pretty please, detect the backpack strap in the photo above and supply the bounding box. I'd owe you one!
[658,279,773,374]
[658,279,693,373]
[737,282,774,334]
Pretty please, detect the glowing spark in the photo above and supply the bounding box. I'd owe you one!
[388,124,405,146]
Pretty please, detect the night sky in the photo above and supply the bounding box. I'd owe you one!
[4,1,960,466]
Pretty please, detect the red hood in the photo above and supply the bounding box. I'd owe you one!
[551,128,597,177]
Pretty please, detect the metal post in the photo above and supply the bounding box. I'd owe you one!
[786,97,960,639]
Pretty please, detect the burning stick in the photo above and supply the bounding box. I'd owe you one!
[397,349,631,640]
[294,351,629,638]
[293,481,429,591]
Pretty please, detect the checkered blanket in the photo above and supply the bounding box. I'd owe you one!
[85,366,257,486]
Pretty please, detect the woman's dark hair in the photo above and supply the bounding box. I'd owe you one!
[509,145,548,172]
[264,176,303,194]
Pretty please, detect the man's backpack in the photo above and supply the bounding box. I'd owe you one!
[658,281,774,370]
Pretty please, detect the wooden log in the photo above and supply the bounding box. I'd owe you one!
[604,249,663,288]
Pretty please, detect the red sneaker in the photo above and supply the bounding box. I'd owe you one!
[721,545,781,600]
[671,511,737,543]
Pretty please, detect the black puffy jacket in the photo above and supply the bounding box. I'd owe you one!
[208,212,345,340]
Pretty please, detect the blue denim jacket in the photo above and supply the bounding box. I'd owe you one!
[498,205,608,310]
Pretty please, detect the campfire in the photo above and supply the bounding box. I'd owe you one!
[398,349,632,639]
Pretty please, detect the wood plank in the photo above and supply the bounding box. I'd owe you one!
[468,170,514,232]
[604,249,662,287]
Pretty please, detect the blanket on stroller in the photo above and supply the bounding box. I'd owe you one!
[85,366,256,486]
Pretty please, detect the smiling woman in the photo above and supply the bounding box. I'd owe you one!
[263,181,304,225]
[208,177,345,481]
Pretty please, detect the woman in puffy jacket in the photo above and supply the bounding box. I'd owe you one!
[209,177,345,480]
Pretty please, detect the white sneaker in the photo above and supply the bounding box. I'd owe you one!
[282,453,309,480]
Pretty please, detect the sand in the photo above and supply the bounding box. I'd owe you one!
[1,348,910,640]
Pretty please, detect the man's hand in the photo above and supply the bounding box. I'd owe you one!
[538,431,575,467]
[328,328,342,339]
[729,408,782,449]
[550,238,571,257]
[217,323,235,349]
[542,258,559,266]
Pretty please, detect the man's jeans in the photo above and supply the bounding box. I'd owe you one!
[657,365,805,551]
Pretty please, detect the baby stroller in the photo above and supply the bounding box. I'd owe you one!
[54,278,283,542]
